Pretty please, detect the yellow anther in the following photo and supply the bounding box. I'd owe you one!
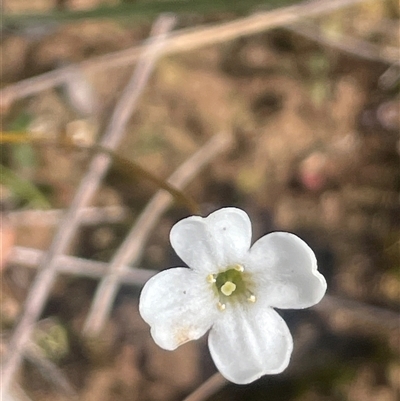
[206,274,216,283]
[221,281,236,296]
[217,302,226,311]
[247,295,256,303]
[233,264,244,272]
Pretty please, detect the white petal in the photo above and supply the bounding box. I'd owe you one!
[170,208,252,273]
[139,268,218,350]
[169,217,217,273]
[246,232,327,309]
[206,208,252,266]
[208,303,293,384]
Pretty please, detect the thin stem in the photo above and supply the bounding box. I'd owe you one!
[0,14,176,393]
[83,133,232,336]
[2,0,294,23]
[183,372,227,401]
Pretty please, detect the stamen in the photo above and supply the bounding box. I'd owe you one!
[206,274,216,283]
[221,281,236,296]
[247,294,256,303]
[233,264,244,272]
[217,302,226,311]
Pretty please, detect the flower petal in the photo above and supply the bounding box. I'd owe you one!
[246,232,327,309]
[208,303,293,384]
[206,207,252,266]
[170,207,252,273]
[169,217,217,273]
[139,268,218,350]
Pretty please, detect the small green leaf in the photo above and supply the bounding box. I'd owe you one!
[8,112,33,132]
[12,144,36,170]
[0,164,51,208]
[34,320,69,362]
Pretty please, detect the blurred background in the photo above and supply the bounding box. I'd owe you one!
[1,0,399,400]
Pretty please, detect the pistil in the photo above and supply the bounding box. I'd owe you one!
[221,281,236,296]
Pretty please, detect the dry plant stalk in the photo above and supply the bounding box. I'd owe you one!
[0,0,377,107]
[9,246,155,284]
[9,245,399,332]
[315,294,400,331]
[288,22,400,65]
[24,343,78,399]
[0,14,176,394]
[8,206,128,226]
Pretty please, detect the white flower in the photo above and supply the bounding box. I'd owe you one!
[139,207,327,384]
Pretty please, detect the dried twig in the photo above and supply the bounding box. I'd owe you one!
[9,246,155,285]
[8,247,400,330]
[3,385,34,401]
[0,336,77,399]
[83,133,232,336]
[183,372,227,401]
[315,294,400,331]
[0,0,375,107]
[0,14,176,393]
[288,22,400,66]
[8,205,128,227]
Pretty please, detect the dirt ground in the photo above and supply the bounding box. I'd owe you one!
[1,1,399,400]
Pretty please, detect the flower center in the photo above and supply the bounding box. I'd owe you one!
[207,264,256,310]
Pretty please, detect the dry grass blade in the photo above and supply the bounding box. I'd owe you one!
[288,22,400,65]
[0,14,176,393]
[8,206,128,226]
[0,0,375,106]
[83,132,232,336]
[24,343,78,399]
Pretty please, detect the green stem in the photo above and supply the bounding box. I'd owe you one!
[3,0,297,25]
